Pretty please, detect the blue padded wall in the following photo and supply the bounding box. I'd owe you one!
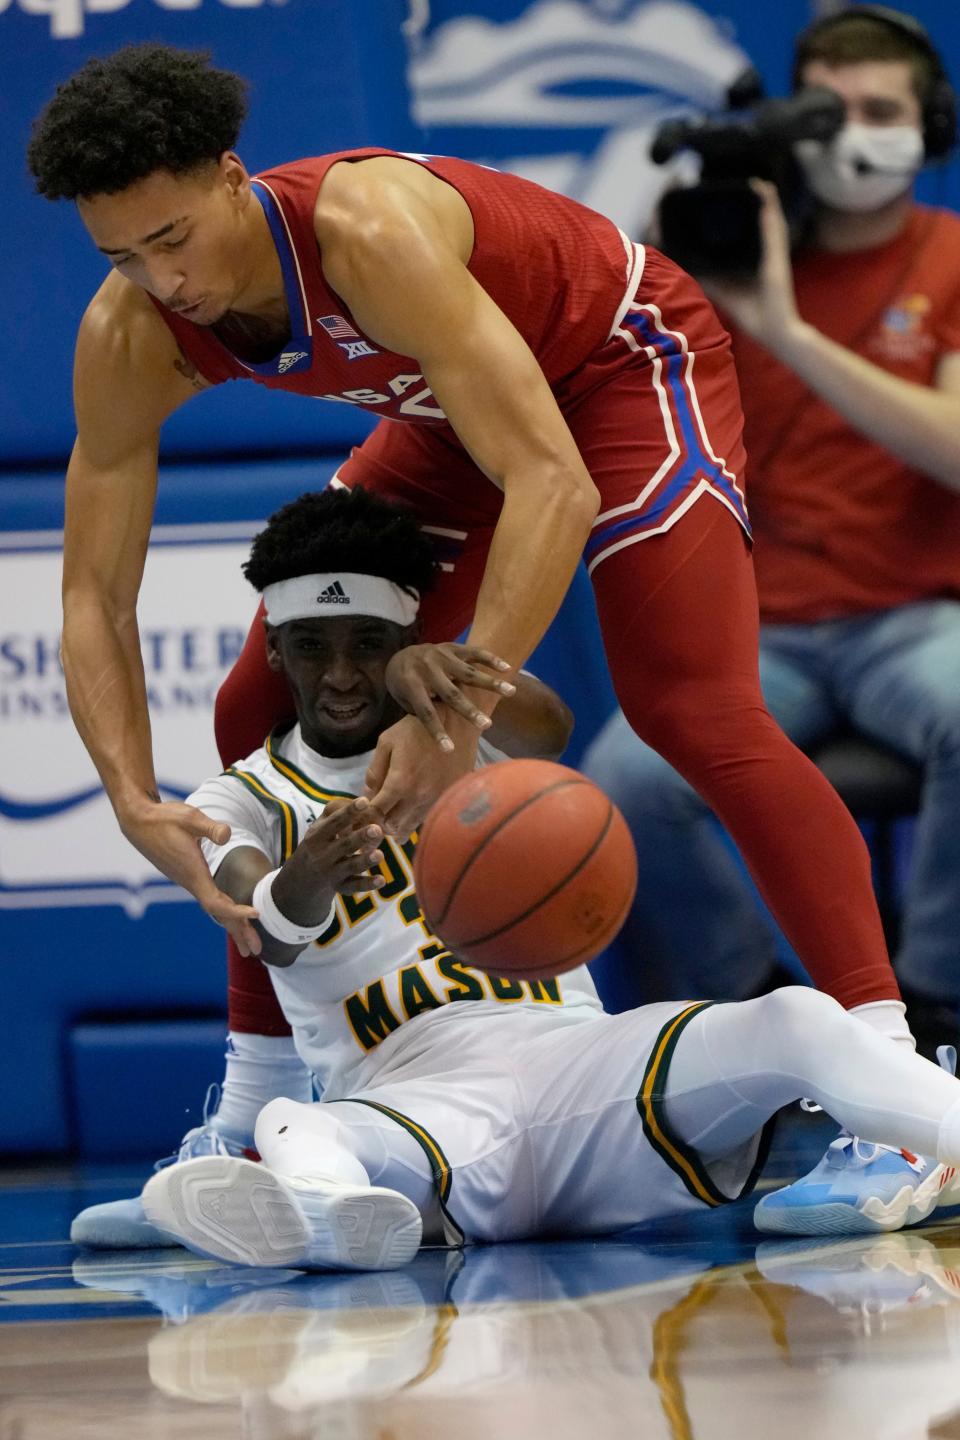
[68,1019,229,1160]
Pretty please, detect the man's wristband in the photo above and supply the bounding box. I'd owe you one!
[251,868,336,946]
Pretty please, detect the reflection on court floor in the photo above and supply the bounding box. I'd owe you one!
[4,1155,960,1440]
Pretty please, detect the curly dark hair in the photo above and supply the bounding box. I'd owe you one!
[28,44,248,201]
[244,487,440,600]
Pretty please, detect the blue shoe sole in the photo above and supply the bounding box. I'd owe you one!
[71,1199,180,1250]
[754,1200,901,1236]
[755,1174,944,1237]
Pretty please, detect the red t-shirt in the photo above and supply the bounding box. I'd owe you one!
[730,205,960,623]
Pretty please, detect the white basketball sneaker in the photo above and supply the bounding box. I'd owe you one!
[71,1086,253,1250]
[142,1156,423,1272]
[754,1045,960,1237]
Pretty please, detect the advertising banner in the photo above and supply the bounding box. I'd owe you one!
[0,524,253,912]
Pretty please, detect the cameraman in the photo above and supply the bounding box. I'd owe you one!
[586,9,960,1036]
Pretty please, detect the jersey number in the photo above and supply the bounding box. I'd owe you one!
[320,372,445,419]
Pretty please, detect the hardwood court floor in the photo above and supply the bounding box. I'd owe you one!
[4,1116,960,1440]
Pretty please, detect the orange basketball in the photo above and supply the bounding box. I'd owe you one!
[413,759,637,981]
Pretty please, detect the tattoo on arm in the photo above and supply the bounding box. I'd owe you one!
[174,352,206,391]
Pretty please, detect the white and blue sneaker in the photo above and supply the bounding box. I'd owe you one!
[70,1195,178,1250]
[71,1090,254,1250]
[141,1156,423,1273]
[754,1135,947,1236]
[755,1045,960,1237]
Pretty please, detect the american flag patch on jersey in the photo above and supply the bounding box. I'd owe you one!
[317,314,359,340]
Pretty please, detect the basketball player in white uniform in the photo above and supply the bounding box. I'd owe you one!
[139,486,960,1272]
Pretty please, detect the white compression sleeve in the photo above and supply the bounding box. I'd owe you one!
[662,988,960,1164]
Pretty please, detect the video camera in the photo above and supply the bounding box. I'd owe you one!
[650,87,845,279]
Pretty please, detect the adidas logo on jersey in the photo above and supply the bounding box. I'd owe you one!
[317,581,350,605]
[278,350,309,374]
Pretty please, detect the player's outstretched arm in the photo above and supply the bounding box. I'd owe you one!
[64,277,260,953]
[319,160,599,677]
[317,159,599,831]
[481,671,574,760]
[214,799,386,967]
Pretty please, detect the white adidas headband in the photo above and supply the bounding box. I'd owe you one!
[262,573,420,628]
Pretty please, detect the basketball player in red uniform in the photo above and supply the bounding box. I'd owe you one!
[29,46,901,1067]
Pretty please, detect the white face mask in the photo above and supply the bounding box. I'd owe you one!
[794,122,924,212]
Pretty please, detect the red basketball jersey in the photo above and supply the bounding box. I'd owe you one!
[150,148,637,427]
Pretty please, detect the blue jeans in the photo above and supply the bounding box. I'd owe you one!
[583,600,960,1005]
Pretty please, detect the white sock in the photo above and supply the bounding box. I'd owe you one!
[210,1033,314,1146]
[849,999,916,1050]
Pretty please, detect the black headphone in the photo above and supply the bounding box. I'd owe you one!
[793,5,957,161]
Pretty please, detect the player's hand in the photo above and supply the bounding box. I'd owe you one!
[364,714,478,836]
[284,797,387,906]
[702,179,800,347]
[385,642,515,751]
[117,796,262,956]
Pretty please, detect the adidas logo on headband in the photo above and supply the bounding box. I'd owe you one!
[317,581,350,604]
[262,573,421,626]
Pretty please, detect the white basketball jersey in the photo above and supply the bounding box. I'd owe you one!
[190,724,601,1097]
